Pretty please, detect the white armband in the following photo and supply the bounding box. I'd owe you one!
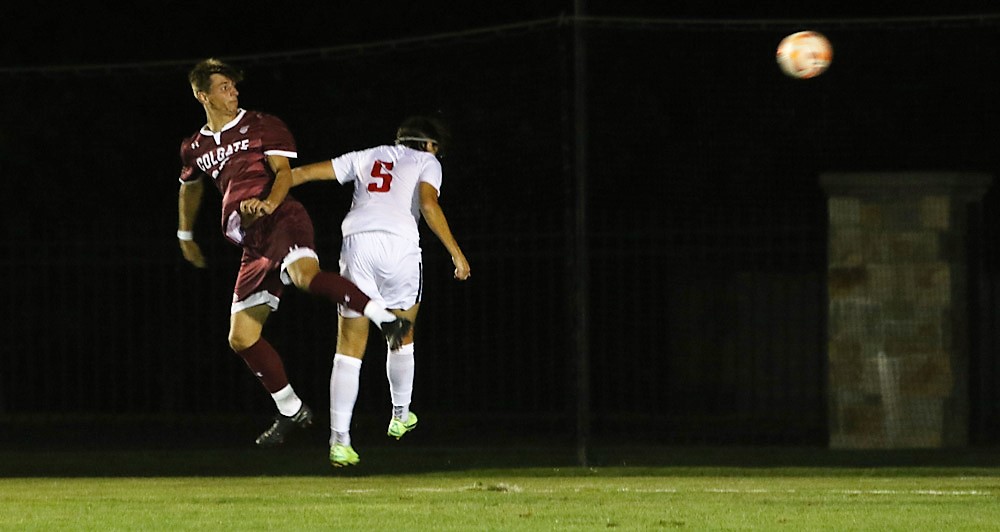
[176,230,194,241]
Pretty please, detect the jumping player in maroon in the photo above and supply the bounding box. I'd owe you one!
[176,58,411,447]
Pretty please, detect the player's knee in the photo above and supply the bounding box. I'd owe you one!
[283,255,319,291]
[289,268,315,291]
[336,330,368,357]
[228,329,259,352]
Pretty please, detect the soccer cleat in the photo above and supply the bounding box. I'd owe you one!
[381,317,413,350]
[329,443,360,467]
[255,403,313,447]
[387,411,418,440]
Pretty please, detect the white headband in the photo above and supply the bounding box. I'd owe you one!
[395,136,437,144]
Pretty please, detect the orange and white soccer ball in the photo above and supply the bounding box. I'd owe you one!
[776,31,833,79]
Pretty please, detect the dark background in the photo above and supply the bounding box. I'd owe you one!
[2,2,994,67]
[1,3,999,450]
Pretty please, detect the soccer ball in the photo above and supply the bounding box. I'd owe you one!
[776,31,833,79]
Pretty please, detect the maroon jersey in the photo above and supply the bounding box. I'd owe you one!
[179,109,297,245]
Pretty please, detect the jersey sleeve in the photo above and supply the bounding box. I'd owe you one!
[178,138,203,184]
[332,151,361,184]
[419,156,443,195]
[259,113,297,159]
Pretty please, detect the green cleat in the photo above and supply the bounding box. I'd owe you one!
[329,443,360,467]
[387,411,418,440]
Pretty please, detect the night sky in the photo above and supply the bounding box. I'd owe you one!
[3,2,993,69]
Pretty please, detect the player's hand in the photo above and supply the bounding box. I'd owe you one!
[452,255,471,281]
[179,239,207,269]
[239,198,276,222]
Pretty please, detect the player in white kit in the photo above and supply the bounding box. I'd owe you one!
[292,116,470,467]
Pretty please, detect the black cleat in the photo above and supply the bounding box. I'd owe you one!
[255,403,313,447]
[382,317,412,350]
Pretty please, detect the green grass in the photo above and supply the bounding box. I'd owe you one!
[3,471,999,530]
[2,447,999,530]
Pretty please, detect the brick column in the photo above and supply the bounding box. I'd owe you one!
[820,172,991,449]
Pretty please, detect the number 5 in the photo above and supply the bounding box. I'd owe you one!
[369,160,394,192]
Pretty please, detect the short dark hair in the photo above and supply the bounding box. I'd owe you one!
[395,116,450,155]
[188,58,243,93]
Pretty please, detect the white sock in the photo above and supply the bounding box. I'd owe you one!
[387,343,415,419]
[330,354,362,446]
[363,301,397,327]
[271,384,302,417]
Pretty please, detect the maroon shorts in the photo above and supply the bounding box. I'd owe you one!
[231,199,316,310]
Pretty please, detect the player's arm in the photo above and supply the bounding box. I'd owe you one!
[262,154,293,210]
[290,160,337,187]
[178,178,207,268]
[242,154,297,218]
[418,182,470,281]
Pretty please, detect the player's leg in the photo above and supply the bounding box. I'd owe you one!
[229,303,313,447]
[230,249,312,447]
[376,233,424,440]
[328,315,369,467]
[281,250,410,346]
[264,200,409,343]
[386,304,420,439]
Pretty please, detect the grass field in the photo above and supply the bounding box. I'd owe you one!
[3,446,999,530]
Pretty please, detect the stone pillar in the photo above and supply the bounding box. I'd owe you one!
[821,172,991,449]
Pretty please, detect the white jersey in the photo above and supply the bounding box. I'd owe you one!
[332,144,442,243]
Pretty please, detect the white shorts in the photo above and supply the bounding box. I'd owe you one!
[339,232,422,318]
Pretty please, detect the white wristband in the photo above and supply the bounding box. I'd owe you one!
[176,230,194,241]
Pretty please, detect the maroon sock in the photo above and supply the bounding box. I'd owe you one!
[235,338,288,393]
[308,271,371,315]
